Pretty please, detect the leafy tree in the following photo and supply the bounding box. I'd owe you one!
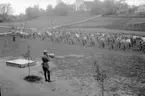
[115,0,129,15]
[90,0,103,15]
[90,0,129,15]
[54,1,69,16]
[25,5,40,19]
[46,5,53,15]
[102,0,118,15]
[46,5,53,12]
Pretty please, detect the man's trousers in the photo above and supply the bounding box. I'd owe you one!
[42,67,51,81]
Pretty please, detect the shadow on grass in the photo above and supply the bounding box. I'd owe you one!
[23,75,42,83]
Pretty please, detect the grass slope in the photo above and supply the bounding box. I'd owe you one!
[0,13,92,29]
[66,16,145,32]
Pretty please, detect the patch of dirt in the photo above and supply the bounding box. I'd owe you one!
[24,75,42,83]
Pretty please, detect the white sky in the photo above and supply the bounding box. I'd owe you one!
[0,0,144,15]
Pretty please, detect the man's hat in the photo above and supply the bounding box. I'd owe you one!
[43,50,48,53]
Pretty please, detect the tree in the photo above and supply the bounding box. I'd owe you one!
[25,5,40,19]
[39,8,45,16]
[46,5,53,12]
[0,3,13,20]
[46,5,53,15]
[115,0,129,15]
[54,1,69,16]
[102,0,118,15]
[90,0,103,15]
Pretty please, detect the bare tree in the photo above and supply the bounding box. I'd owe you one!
[23,45,32,76]
[92,59,108,96]
[0,3,13,20]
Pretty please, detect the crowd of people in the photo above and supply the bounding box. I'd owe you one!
[3,27,145,53]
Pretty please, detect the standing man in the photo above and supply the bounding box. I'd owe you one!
[41,50,51,82]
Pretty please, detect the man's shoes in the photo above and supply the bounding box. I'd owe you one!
[47,80,52,82]
[45,79,48,82]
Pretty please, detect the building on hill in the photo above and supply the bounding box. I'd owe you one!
[74,0,84,11]
[73,0,93,11]
[116,7,129,15]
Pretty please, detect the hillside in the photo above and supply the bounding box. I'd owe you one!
[0,13,92,29]
[66,16,145,32]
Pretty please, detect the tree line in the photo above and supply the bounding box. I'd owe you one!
[24,0,139,19]
[0,0,145,22]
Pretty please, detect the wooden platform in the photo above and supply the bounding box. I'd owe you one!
[6,59,36,68]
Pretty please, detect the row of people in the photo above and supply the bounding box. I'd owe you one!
[6,28,145,53]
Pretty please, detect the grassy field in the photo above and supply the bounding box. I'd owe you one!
[0,35,144,96]
[0,13,92,29]
[0,27,11,33]
[0,34,144,96]
[1,15,145,35]
[0,35,144,58]
[0,15,145,96]
[66,16,145,32]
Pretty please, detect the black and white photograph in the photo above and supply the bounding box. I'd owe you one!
[0,0,145,96]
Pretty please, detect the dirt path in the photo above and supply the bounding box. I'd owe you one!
[0,58,77,96]
[52,15,101,29]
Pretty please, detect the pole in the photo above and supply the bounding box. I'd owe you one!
[27,45,31,76]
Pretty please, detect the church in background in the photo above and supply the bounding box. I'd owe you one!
[73,0,93,11]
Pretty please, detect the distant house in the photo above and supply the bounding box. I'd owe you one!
[74,0,84,11]
[73,0,93,11]
[136,5,145,15]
